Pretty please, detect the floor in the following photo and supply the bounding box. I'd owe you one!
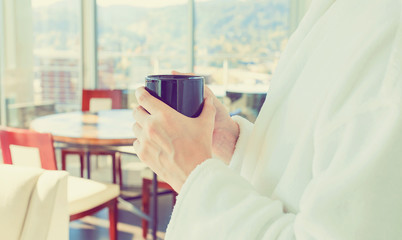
[61,151,174,240]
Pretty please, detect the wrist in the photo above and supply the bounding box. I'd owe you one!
[212,121,239,164]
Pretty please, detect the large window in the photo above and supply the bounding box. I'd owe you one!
[97,0,188,89]
[1,0,82,128]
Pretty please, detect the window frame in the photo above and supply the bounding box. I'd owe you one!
[81,0,98,89]
[0,0,5,125]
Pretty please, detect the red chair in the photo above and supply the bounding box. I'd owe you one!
[61,89,123,187]
[141,169,177,239]
[81,89,122,112]
[0,127,120,240]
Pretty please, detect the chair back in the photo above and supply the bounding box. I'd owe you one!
[0,127,57,170]
[82,89,122,112]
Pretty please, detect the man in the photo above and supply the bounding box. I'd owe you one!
[133,0,402,239]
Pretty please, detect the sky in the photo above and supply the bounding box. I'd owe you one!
[32,0,213,9]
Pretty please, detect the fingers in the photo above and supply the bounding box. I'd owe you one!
[135,87,173,115]
[132,126,158,159]
[132,122,142,138]
[133,139,159,163]
[132,109,173,155]
[133,139,141,153]
[172,70,194,76]
[133,105,149,125]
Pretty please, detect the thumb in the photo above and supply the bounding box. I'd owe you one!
[172,70,194,76]
[198,97,216,124]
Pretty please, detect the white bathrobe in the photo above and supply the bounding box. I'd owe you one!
[166,0,402,239]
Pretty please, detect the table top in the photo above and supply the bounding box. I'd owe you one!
[30,109,136,146]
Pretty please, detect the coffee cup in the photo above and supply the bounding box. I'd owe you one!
[145,75,204,118]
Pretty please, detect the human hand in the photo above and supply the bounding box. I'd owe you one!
[172,71,240,164]
[132,87,216,192]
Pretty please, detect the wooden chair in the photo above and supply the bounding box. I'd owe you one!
[0,127,120,240]
[61,89,123,187]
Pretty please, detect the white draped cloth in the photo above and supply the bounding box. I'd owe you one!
[165,0,402,239]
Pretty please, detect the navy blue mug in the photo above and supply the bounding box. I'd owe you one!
[145,75,204,118]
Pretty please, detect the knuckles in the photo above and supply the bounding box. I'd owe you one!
[135,108,174,150]
[134,141,150,163]
[146,126,157,139]
[135,105,143,112]
[141,137,153,147]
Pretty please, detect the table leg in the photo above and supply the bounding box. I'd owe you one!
[86,151,91,179]
[152,172,158,240]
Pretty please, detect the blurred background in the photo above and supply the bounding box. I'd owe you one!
[0,0,311,127]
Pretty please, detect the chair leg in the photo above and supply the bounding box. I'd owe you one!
[61,150,85,178]
[112,154,117,184]
[86,151,91,179]
[116,153,123,188]
[142,179,151,239]
[109,198,118,240]
[79,152,84,178]
[61,151,67,171]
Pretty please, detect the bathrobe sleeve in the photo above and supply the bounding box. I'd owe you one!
[165,100,402,240]
[164,0,402,238]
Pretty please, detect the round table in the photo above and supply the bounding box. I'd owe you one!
[30,109,136,181]
[30,109,136,146]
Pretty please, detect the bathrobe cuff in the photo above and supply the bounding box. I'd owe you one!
[165,158,221,239]
[229,115,254,172]
[165,158,291,239]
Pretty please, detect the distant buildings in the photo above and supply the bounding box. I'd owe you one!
[34,50,80,112]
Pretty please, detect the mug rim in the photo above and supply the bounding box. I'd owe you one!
[146,74,204,81]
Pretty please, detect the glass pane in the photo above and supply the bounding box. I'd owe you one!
[2,0,81,128]
[97,0,188,91]
[33,0,81,112]
[195,0,290,121]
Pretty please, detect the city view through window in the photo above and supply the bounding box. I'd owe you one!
[97,0,290,92]
[195,0,289,92]
[97,0,188,89]
[5,0,289,126]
